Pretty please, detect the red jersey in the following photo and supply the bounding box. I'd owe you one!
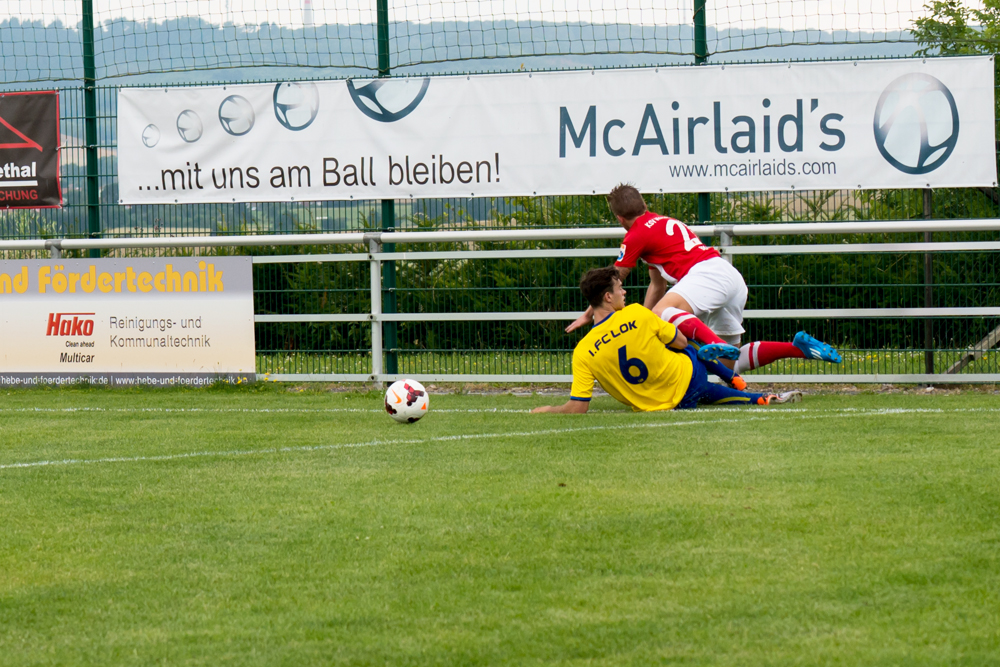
[614,211,720,284]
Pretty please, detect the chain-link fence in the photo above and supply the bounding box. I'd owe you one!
[4,0,978,83]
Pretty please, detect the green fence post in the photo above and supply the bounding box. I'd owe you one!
[377,0,398,376]
[924,188,934,375]
[82,0,101,258]
[381,200,398,376]
[694,0,711,225]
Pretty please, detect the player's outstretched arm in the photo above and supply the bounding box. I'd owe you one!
[531,400,589,414]
[644,268,668,310]
[565,306,594,333]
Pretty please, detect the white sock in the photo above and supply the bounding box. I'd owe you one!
[659,306,692,324]
[734,342,757,375]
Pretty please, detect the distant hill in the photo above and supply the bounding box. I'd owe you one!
[0,17,918,88]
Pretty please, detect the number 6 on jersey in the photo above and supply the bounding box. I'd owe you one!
[618,345,649,384]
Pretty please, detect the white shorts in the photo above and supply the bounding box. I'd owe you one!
[667,257,747,342]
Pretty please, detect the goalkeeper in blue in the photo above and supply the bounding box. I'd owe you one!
[531,267,801,414]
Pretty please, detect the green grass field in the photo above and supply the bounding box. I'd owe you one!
[1,385,999,666]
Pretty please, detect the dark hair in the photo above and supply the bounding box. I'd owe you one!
[579,266,620,308]
[606,183,647,220]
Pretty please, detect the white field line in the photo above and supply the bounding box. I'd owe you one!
[0,408,971,472]
[0,406,529,414]
[1,406,1000,415]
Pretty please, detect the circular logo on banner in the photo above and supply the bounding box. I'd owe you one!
[141,124,160,148]
[219,95,255,136]
[346,78,430,123]
[273,82,320,131]
[176,110,204,143]
[873,73,959,175]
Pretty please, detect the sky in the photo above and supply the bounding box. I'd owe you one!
[3,0,984,31]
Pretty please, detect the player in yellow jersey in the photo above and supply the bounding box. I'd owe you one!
[532,267,801,413]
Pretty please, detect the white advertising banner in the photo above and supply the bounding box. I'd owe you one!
[118,56,996,203]
[0,257,255,386]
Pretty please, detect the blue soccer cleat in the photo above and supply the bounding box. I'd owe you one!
[793,331,842,363]
[697,343,741,362]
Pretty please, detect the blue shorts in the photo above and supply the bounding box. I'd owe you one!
[675,346,765,409]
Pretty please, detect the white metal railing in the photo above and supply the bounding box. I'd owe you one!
[7,217,1000,255]
[4,219,1000,384]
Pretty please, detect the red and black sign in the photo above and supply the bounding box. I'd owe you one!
[0,91,61,209]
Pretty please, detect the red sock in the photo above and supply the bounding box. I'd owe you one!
[661,307,726,346]
[738,341,804,371]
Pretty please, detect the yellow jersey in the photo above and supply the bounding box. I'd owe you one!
[570,303,693,411]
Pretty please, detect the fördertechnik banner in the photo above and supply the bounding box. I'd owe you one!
[0,258,255,386]
[117,56,996,204]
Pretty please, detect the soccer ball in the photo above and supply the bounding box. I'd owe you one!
[176,110,203,143]
[384,379,429,423]
[273,82,320,131]
[218,95,255,136]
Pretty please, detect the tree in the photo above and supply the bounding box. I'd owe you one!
[912,0,1000,55]
[912,1,1000,207]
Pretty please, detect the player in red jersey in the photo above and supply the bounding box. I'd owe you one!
[565,184,842,376]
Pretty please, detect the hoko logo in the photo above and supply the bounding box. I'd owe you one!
[874,73,959,175]
[46,312,95,337]
[346,78,430,123]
